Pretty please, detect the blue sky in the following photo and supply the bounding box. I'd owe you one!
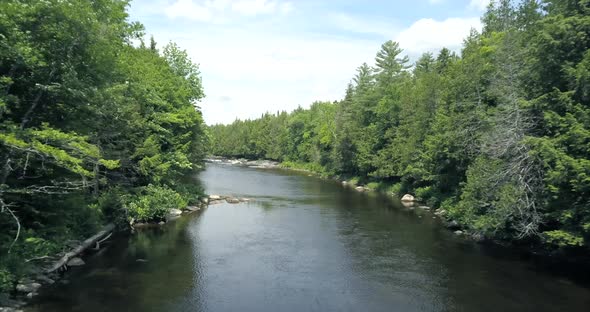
[128,0,491,124]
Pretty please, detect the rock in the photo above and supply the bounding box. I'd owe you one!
[158,221,165,225]
[168,209,182,216]
[434,209,447,217]
[185,206,200,212]
[418,205,430,210]
[401,201,414,208]
[208,200,224,205]
[226,198,240,204]
[136,259,148,263]
[471,232,485,242]
[445,220,460,230]
[239,198,250,202]
[401,194,415,202]
[454,230,464,235]
[67,257,85,267]
[342,181,348,185]
[59,279,70,285]
[200,197,209,204]
[16,282,41,293]
[25,292,37,299]
[209,195,222,200]
[35,275,55,285]
[0,308,24,312]
[355,186,366,192]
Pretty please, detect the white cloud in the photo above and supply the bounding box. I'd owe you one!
[164,0,292,21]
[469,0,492,11]
[396,17,482,57]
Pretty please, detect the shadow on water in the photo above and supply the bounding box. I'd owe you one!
[27,163,590,312]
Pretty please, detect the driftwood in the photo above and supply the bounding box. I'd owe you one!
[45,223,115,273]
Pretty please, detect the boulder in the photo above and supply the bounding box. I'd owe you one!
[418,205,430,210]
[226,198,240,204]
[434,209,447,217]
[16,283,41,294]
[168,209,182,216]
[185,206,200,212]
[209,195,222,200]
[454,230,464,235]
[239,198,250,202]
[199,197,209,204]
[25,292,37,299]
[35,275,55,285]
[401,194,415,202]
[355,186,366,192]
[445,220,460,230]
[67,257,85,267]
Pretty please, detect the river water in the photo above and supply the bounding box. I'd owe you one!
[27,164,590,311]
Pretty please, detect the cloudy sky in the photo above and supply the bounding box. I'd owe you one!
[128,0,491,125]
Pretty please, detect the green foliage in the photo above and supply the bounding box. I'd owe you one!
[543,230,585,248]
[209,0,590,252]
[124,185,187,223]
[0,0,207,289]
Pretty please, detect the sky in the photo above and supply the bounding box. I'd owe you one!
[128,0,492,125]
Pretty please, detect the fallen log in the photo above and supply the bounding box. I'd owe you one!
[45,223,115,273]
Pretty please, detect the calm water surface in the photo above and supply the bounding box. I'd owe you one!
[27,164,590,311]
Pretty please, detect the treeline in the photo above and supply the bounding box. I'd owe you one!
[210,0,590,251]
[0,0,207,290]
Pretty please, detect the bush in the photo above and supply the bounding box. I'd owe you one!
[0,269,13,293]
[123,185,187,223]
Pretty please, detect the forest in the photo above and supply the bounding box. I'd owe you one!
[210,0,590,252]
[0,0,208,292]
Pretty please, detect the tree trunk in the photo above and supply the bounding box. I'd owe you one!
[45,223,115,273]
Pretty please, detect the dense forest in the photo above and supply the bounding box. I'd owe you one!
[210,0,590,251]
[0,0,208,292]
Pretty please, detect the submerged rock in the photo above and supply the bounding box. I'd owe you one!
[226,198,240,204]
[67,257,85,267]
[401,194,415,202]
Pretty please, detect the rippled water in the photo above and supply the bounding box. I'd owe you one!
[27,164,590,311]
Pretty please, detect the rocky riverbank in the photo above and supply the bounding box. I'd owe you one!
[205,156,280,169]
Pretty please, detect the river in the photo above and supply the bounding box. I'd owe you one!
[26,163,590,311]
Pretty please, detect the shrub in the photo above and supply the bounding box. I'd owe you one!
[123,185,187,223]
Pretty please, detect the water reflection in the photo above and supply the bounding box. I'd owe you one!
[28,164,590,312]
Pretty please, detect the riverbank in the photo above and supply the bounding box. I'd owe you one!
[0,195,216,312]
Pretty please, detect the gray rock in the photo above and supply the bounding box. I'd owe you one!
[226,198,240,204]
[0,307,24,312]
[67,257,85,267]
[199,197,209,204]
[401,194,416,202]
[168,209,182,216]
[418,205,431,210]
[239,198,250,202]
[355,186,366,192]
[209,195,222,200]
[136,259,148,263]
[445,220,460,229]
[185,206,200,212]
[434,209,447,216]
[16,282,41,293]
[454,230,464,235]
[25,292,37,299]
[35,275,55,285]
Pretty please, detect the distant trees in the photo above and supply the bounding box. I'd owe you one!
[210,0,590,251]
